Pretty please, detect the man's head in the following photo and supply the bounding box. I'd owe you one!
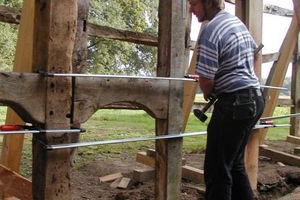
[189,0,224,22]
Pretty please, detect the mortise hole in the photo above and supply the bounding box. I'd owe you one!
[49,111,54,116]
[50,82,55,89]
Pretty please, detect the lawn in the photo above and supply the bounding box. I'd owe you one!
[0,106,292,177]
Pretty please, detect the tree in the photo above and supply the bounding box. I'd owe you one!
[88,0,158,75]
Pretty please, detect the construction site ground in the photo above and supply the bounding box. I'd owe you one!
[71,140,300,200]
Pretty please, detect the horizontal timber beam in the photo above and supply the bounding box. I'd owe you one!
[0,72,170,124]
[0,72,45,124]
[73,76,170,124]
[0,5,293,47]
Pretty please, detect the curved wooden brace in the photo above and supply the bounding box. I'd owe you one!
[73,77,170,124]
[0,72,45,124]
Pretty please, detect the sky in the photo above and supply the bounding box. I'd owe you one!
[190,0,294,78]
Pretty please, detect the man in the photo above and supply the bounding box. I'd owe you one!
[189,0,265,199]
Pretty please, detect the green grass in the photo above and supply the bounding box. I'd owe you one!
[0,106,293,177]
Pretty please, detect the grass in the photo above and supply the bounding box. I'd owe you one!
[0,105,293,178]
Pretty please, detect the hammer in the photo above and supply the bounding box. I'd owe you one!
[192,43,264,122]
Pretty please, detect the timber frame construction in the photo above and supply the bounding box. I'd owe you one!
[0,0,299,199]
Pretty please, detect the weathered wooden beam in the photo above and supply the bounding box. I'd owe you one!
[88,22,158,46]
[1,2,34,199]
[31,0,77,199]
[73,77,169,124]
[264,4,293,17]
[0,164,32,200]
[0,5,20,24]
[0,72,45,124]
[156,0,186,199]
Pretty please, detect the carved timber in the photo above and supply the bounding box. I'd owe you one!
[0,72,45,124]
[0,72,170,124]
[73,77,169,124]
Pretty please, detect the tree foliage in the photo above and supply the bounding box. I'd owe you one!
[0,0,158,75]
[88,0,159,75]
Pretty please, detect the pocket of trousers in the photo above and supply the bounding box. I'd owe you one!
[233,100,256,120]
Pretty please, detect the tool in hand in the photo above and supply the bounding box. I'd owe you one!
[193,95,216,122]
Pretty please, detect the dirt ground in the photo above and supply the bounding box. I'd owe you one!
[71,140,300,200]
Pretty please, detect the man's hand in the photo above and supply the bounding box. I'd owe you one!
[198,76,214,101]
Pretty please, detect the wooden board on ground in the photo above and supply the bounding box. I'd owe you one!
[287,135,300,145]
[259,145,300,167]
[182,165,205,184]
[133,167,155,182]
[117,177,131,189]
[99,172,123,183]
[110,178,122,189]
[0,164,32,200]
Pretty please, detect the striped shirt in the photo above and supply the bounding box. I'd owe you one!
[195,10,260,96]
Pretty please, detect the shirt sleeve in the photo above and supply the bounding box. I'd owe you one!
[195,33,219,80]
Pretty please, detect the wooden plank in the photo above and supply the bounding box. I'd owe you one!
[182,165,204,184]
[286,135,300,145]
[136,152,155,168]
[259,145,300,167]
[117,177,131,189]
[99,172,123,183]
[31,0,77,199]
[1,1,34,199]
[133,167,155,182]
[259,14,299,142]
[290,33,300,136]
[236,0,264,190]
[156,3,185,199]
[0,164,32,200]
[262,52,279,63]
[110,178,122,188]
[182,21,203,131]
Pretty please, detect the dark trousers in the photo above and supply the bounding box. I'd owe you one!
[204,88,265,200]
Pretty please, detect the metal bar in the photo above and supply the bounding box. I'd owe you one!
[261,113,300,121]
[46,123,290,150]
[0,129,82,135]
[46,131,207,150]
[43,72,198,82]
[260,85,287,90]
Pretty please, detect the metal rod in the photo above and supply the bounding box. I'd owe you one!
[261,113,300,121]
[0,129,82,135]
[46,123,290,150]
[44,73,198,82]
[260,85,287,90]
[46,131,207,150]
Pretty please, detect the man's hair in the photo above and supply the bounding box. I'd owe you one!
[202,0,225,9]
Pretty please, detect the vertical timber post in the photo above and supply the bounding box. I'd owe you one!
[70,0,90,165]
[291,34,300,137]
[32,0,77,199]
[236,0,263,190]
[156,0,186,199]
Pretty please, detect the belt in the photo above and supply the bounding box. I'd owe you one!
[218,88,262,99]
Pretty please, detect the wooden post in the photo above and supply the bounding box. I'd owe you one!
[70,0,90,165]
[156,0,186,199]
[291,33,300,137]
[235,0,263,190]
[32,0,77,199]
[1,1,34,198]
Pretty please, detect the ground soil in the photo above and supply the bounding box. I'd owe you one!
[71,140,300,200]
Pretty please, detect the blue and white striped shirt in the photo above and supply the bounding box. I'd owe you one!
[195,10,260,96]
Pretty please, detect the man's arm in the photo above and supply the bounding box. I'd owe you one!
[198,76,214,101]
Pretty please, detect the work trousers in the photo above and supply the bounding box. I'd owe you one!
[204,88,265,200]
